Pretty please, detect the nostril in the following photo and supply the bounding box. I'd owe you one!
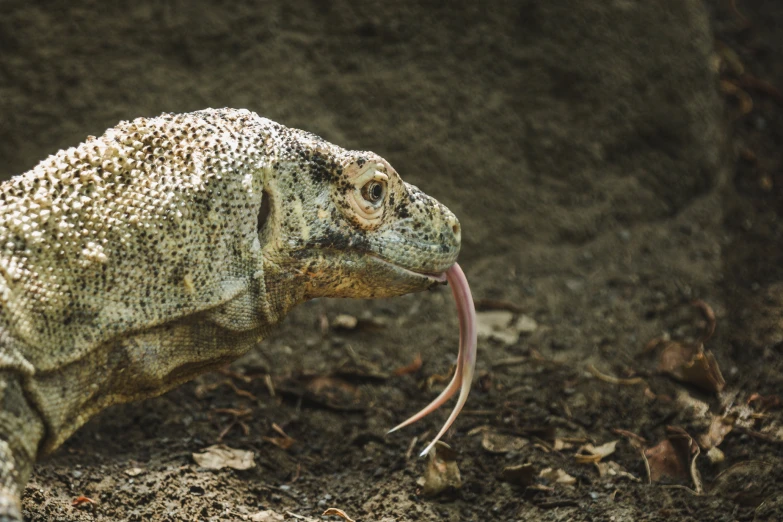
[452,222,460,236]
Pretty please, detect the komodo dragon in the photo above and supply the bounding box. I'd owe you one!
[0,108,474,521]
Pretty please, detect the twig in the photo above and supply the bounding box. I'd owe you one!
[611,428,647,445]
[587,364,644,385]
[264,374,276,398]
[729,0,751,29]
[660,484,700,496]
[720,80,754,115]
[691,300,716,343]
[736,75,783,103]
[405,436,419,460]
[491,356,528,368]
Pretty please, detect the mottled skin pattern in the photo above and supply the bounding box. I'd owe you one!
[0,109,460,521]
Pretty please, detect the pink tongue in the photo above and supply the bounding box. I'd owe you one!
[388,263,477,456]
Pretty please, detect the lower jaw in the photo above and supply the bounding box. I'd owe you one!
[370,255,451,284]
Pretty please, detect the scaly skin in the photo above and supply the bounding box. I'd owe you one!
[0,108,460,520]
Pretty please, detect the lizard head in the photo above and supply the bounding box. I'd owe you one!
[259,136,460,302]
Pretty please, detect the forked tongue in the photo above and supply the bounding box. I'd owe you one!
[388,263,477,456]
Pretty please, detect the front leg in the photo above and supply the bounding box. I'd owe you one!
[0,372,44,522]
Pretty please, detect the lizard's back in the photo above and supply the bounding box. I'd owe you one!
[0,109,277,372]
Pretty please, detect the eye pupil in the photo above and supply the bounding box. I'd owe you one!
[362,181,385,203]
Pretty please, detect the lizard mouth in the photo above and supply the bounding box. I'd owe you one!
[369,256,449,286]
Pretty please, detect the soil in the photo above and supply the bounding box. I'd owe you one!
[1,1,782,521]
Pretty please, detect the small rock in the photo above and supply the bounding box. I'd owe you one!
[332,314,358,330]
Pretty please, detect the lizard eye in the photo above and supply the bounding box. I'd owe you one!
[344,164,390,227]
[361,180,386,204]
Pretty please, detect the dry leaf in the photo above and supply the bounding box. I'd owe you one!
[515,315,538,334]
[674,427,702,494]
[302,376,363,410]
[644,439,687,483]
[476,311,537,344]
[481,431,529,454]
[420,442,462,496]
[499,463,536,487]
[575,440,618,464]
[393,353,423,376]
[643,427,701,492]
[698,414,736,450]
[250,510,286,522]
[322,508,356,522]
[679,351,725,393]
[539,468,576,486]
[476,311,516,344]
[594,461,640,482]
[71,496,95,507]
[192,444,255,471]
[658,342,725,393]
[675,390,757,451]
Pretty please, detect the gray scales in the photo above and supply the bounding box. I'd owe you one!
[0,109,462,521]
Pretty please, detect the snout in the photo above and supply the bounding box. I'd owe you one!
[376,183,461,275]
[441,206,461,256]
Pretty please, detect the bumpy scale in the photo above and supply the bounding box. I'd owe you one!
[0,109,462,521]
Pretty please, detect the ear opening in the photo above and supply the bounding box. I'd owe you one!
[257,188,272,238]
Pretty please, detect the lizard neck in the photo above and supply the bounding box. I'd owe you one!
[257,256,309,325]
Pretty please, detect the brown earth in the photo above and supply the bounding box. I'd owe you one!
[1,1,782,520]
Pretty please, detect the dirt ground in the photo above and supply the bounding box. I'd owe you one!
[1,1,782,520]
